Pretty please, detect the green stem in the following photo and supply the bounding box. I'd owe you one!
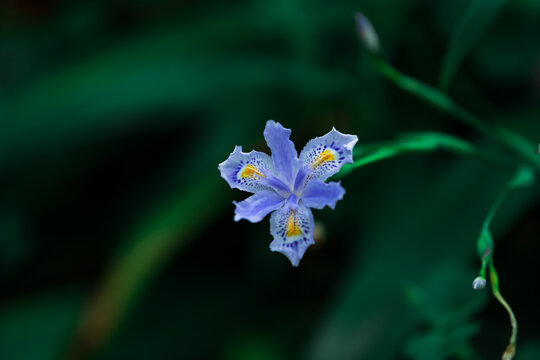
[335,147,402,178]
[372,57,540,172]
[489,259,518,360]
[476,167,534,267]
[473,167,533,360]
[334,132,512,180]
[482,186,510,233]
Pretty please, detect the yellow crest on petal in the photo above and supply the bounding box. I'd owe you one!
[311,149,335,169]
[286,211,302,237]
[240,164,266,179]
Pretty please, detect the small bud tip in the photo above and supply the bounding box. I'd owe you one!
[354,13,380,53]
[472,276,487,290]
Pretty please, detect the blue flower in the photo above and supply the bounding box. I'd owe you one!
[218,120,358,266]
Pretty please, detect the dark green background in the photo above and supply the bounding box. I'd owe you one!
[1,0,539,359]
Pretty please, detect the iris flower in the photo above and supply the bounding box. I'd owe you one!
[219,120,358,266]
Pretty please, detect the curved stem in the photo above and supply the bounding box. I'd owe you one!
[489,260,518,360]
[473,167,533,360]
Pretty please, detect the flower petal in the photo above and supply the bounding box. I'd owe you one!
[219,146,289,194]
[269,200,314,266]
[302,180,345,210]
[264,120,299,186]
[233,190,285,223]
[299,127,358,181]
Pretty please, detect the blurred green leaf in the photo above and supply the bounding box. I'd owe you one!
[0,291,83,360]
[0,5,348,170]
[509,166,535,189]
[372,57,540,171]
[68,176,227,358]
[404,263,488,327]
[403,263,485,360]
[66,110,258,358]
[403,323,480,360]
[440,0,510,91]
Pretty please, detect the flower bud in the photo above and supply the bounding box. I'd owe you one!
[472,276,487,290]
[354,13,380,54]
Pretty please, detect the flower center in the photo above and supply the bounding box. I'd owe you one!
[311,149,335,169]
[240,164,266,179]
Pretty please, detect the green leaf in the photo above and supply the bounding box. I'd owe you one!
[509,166,535,190]
[372,58,540,171]
[439,0,510,91]
[404,263,488,327]
[0,5,347,170]
[0,291,83,360]
[403,323,480,360]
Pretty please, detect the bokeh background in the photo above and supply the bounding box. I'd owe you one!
[1,0,540,359]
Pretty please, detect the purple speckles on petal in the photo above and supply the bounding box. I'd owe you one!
[218,146,276,193]
[299,128,358,181]
[269,201,314,267]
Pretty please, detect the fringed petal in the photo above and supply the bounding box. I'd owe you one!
[269,200,314,266]
[218,146,287,194]
[298,128,358,181]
